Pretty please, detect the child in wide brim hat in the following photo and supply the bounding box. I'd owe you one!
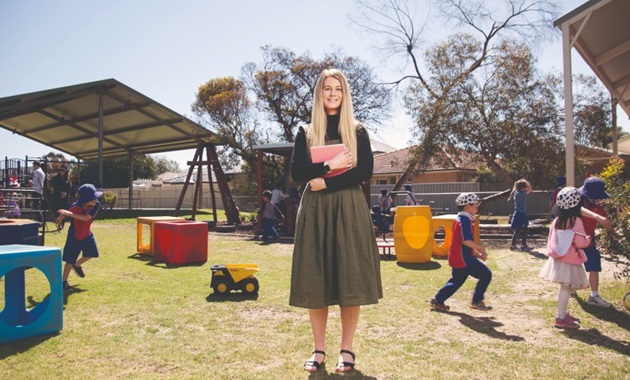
[578,177,612,308]
[55,184,103,292]
[73,183,103,206]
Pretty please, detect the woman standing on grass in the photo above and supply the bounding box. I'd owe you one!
[289,69,382,374]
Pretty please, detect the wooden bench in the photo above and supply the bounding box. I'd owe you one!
[376,240,395,259]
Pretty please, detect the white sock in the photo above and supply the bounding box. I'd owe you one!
[557,286,571,319]
[591,291,599,298]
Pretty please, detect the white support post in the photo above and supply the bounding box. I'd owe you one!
[562,22,575,186]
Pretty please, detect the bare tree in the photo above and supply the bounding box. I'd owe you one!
[353,0,558,94]
[352,0,559,187]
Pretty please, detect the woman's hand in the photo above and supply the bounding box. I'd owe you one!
[328,148,353,171]
[308,178,327,192]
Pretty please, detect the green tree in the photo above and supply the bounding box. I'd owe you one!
[99,155,158,188]
[151,154,180,174]
[243,46,391,143]
[353,0,559,187]
[192,77,260,172]
[572,74,621,149]
[405,38,565,186]
[355,0,615,187]
[194,47,391,193]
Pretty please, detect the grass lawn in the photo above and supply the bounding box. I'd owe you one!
[1,217,629,379]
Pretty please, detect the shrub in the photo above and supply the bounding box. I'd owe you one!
[103,191,118,207]
[598,156,630,280]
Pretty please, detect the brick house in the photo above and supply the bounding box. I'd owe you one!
[371,146,485,186]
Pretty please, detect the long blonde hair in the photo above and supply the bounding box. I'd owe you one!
[306,69,359,166]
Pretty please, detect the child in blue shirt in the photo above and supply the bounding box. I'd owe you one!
[508,179,533,251]
[431,193,492,311]
[404,184,417,205]
[258,190,280,242]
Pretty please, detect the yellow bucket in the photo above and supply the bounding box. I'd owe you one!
[393,206,434,263]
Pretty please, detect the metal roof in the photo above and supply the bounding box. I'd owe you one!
[0,79,219,161]
[554,0,630,117]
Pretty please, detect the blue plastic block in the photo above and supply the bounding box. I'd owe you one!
[0,244,63,344]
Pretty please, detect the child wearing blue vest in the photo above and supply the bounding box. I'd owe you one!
[431,193,492,311]
[508,179,533,251]
[55,184,102,291]
[258,190,280,242]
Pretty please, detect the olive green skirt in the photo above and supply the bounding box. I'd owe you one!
[289,184,383,309]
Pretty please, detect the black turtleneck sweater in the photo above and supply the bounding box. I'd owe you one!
[291,114,374,191]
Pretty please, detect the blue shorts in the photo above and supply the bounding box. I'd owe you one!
[63,233,99,264]
[583,244,601,272]
[510,211,529,230]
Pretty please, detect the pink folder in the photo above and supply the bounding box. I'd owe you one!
[310,144,349,178]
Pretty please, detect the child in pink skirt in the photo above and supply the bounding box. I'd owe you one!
[539,186,590,329]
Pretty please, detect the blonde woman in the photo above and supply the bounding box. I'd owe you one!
[290,69,382,374]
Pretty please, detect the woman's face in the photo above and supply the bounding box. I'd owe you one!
[322,76,343,115]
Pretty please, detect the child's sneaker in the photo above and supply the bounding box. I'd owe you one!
[554,315,579,329]
[470,301,493,311]
[565,313,581,323]
[520,245,532,252]
[509,245,518,251]
[63,281,71,292]
[587,295,612,308]
[430,298,450,311]
[73,265,85,278]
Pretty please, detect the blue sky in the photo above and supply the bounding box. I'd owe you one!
[1,0,627,170]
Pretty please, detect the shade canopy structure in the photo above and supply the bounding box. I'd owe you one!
[555,0,630,185]
[0,79,219,186]
[0,79,219,161]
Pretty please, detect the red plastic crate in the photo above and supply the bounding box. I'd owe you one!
[153,221,208,265]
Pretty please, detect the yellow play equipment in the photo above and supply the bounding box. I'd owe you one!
[210,264,259,295]
[432,214,481,257]
[393,206,435,263]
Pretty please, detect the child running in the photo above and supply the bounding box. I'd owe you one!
[539,187,590,329]
[430,193,492,311]
[55,184,103,291]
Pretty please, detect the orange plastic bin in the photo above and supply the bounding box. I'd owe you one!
[153,221,208,265]
[137,216,185,255]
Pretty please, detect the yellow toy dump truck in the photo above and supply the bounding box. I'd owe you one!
[210,264,259,295]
